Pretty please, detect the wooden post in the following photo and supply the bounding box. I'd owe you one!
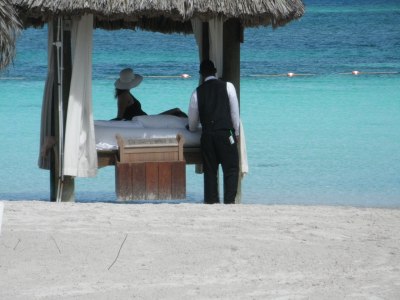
[223,18,242,101]
[223,18,243,204]
[60,19,75,202]
[197,21,210,84]
[202,22,210,61]
[50,18,59,202]
[49,17,75,202]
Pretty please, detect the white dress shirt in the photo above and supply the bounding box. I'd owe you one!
[188,76,240,136]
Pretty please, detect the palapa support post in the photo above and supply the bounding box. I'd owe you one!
[202,22,210,61]
[49,17,74,202]
[200,21,210,83]
[50,18,60,202]
[223,18,243,204]
[223,18,242,102]
[115,134,186,200]
[60,18,75,202]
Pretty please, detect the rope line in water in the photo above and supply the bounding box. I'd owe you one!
[251,73,315,77]
[144,71,399,78]
[2,71,398,81]
[250,71,399,77]
[143,73,191,79]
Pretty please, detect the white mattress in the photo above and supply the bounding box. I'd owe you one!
[95,115,201,150]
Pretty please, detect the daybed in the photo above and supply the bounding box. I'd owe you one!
[95,115,203,167]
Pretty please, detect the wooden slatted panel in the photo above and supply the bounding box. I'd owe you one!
[171,161,186,199]
[145,162,159,200]
[131,163,146,200]
[158,162,172,199]
[115,162,132,200]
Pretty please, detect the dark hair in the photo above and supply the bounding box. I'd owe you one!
[199,59,217,76]
[114,88,129,99]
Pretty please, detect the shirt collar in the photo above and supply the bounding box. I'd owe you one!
[204,76,217,81]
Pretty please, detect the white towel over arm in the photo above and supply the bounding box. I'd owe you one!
[239,121,249,177]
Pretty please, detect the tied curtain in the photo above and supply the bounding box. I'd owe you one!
[38,14,97,177]
[64,14,97,177]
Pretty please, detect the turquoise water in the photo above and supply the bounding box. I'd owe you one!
[1,0,399,206]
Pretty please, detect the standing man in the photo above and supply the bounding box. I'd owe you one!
[188,60,240,204]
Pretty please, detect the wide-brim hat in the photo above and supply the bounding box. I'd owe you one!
[114,68,143,90]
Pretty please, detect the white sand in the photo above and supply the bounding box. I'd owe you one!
[1,201,399,299]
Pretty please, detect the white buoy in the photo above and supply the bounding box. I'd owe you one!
[352,70,360,75]
[287,72,295,77]
[181,73,191,78]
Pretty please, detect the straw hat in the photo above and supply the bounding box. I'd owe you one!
[114,68,143,90]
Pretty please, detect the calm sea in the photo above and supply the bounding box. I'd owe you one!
[1,0,399,206]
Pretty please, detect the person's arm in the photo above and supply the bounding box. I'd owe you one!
[188,90,200,131]
[227,82,240,137]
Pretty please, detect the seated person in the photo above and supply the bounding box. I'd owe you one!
[111,68,187,120]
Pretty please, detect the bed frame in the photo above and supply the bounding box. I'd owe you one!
[97,146,202,168]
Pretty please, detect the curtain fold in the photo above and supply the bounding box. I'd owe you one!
[208,17,224,78]
[63,14,97,177]
[190,18,203,63]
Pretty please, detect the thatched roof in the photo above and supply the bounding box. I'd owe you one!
[12,0,305,33]
[0,0,21,70]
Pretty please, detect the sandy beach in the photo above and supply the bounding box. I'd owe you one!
[1,201,399,299]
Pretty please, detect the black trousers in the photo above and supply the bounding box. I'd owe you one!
[200,130,239,204]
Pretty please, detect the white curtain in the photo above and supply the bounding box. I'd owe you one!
[191,18,203,63]
[38,21,55,170]
[63,14,97,177]
[239,121,248,176]
[191,17,224,78]
[208,17,224,78]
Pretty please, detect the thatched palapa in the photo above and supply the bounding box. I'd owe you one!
[8,0,305,202]
[12,0,305,32]
[0,0,21,70]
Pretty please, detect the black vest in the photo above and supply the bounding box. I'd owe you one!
[197,79,234,132]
